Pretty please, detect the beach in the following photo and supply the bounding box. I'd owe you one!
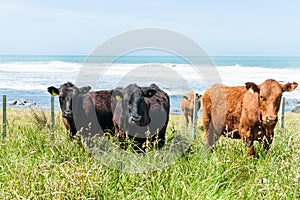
[0,55,300,113]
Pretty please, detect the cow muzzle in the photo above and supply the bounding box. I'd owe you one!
[130,115,142,124]
[129,113,149,126]
[263,114,277,125]
[63,110,73,118]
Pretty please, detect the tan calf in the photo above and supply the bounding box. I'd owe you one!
[180,91,201,126]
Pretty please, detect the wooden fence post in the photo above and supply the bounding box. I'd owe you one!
[192,92,199,139]
[280,97,285,130]
[2,94,7,139]
[51,96,55,132]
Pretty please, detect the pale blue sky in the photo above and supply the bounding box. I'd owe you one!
[0,0,300,56]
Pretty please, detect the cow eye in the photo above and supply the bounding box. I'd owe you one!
[260,95,266,101]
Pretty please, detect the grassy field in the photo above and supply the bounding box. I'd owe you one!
[0,108,299,199]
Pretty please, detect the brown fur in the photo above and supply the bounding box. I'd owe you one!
[180,91,201,126]
[202,79,298,155]
[239,82,261,156]
[62,117,69,132]
[89,90,114,133]
[143,84,170,149]
[48,83,114,139]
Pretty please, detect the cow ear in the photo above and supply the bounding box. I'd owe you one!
[47,86,59,96]
[245,82,259,94]
[144,89,157,98]
[111,89,123,101]
[79,86,91,94]
[282,82,298,92]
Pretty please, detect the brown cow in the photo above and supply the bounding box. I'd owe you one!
[202,79,298,155]
[180,91,201,126]
[239,82,261,156]
[47,82,114,139]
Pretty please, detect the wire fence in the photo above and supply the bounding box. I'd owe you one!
[1,94,286,139]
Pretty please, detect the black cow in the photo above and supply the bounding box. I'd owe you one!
[47,82,113,139]
[111,83,170,151]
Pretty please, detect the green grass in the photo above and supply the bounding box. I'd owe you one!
[0,109,299,199]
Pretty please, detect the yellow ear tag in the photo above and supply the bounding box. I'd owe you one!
[248,87,254,94]
[51,91,58,96]
[115,95,121,101]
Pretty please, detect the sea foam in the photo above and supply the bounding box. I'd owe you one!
[0,61,299,112]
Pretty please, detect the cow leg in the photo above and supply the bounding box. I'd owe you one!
[242,129,255,157]
[203,109,217,148]
[184,112,189,127]
[62,118,73,139]
[202,95,219,148]
[148,127,166,150]
[262,125,275,151]
[190,112,194,124]
[157,127,166,149]
[133,137,145,153]
[114,123,126,149]
[62,118,69,130]
[204,121,218,148]
[67,118,77,139]
[118,130,126,149]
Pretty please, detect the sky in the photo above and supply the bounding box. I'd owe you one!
[0,0,300,56]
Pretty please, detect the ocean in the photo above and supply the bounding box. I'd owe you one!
[0,55,300,113]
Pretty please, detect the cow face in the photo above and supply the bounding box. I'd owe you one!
[182,93,201,110]
[112,84,156,127]
[47,82,91,118]
[258,79,298,125]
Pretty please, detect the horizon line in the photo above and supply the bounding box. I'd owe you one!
[1,54,300,57]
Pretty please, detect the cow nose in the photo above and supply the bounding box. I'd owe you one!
[130,115,141,122]
[266,114,277,122]
[63,110,72,117]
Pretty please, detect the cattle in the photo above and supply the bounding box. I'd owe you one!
[239,82,261,156]
[180,91,201,126]
[111,83,170,151]
[202,79,298,156]
[47,82,114,139]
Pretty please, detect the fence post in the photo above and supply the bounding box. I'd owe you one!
[280,97,285,130]
[51,96,55,132]
[2,94,7,139]
[192,92,199,139]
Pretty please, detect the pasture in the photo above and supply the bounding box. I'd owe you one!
[0,108,299,199]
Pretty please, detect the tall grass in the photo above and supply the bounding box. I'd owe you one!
[0,109,299,199]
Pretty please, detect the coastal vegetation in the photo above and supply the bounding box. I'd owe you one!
[0,109,299,199]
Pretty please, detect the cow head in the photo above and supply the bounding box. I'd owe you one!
[258,79,298,125]
[47,82,91,118]
[244,82,260,119]
[112,84,157,127]
[182,92,201,111]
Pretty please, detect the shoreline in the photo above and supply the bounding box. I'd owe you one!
[2,96,300,114]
